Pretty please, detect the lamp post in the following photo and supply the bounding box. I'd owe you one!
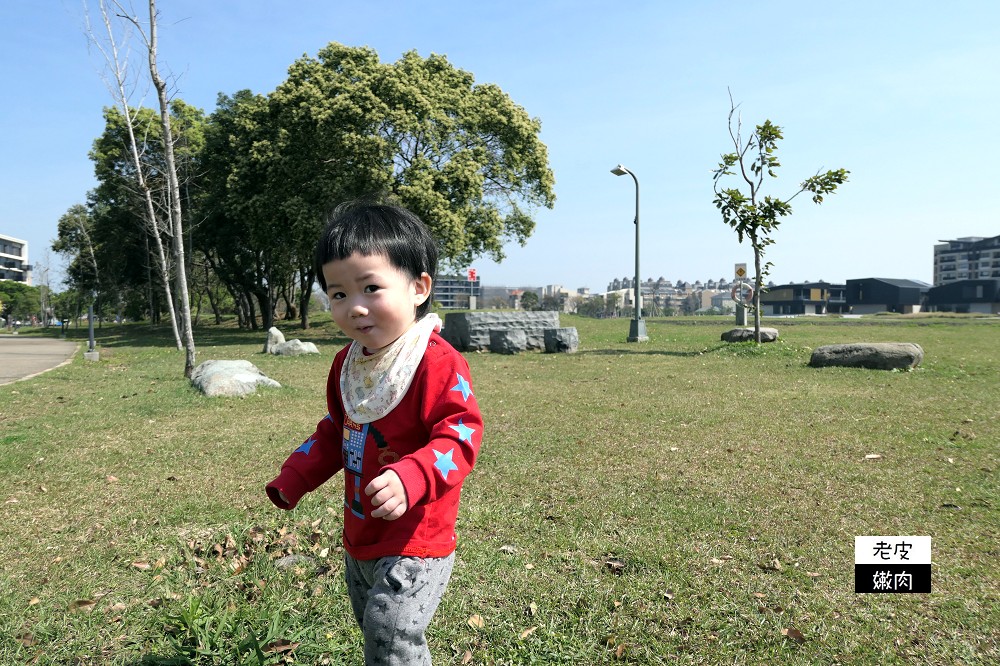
[611,164,648,342]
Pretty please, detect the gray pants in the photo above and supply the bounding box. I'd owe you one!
[345,553,455,666]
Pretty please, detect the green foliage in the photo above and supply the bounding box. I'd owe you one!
[520,290,540,310]
[0,281,41,320]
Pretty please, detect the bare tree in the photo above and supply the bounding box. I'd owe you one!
[87,0,182,349]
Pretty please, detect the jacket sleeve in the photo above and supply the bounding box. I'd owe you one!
[385,347,483,507]
[265,360,345,510]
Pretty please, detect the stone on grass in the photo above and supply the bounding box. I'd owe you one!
[489,329,528,355]
[270,339,320,356]
[264,326,285,353]
[544,327,579,353]
[721,327,779,343]
[809,343,924,370]
[265,326,319,356]
[442,311,559,351]
[191,360,281,397]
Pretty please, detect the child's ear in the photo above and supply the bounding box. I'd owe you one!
[413,272,433,305]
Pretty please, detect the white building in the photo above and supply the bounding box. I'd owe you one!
[933,235,1000,285]
[0,234,30,285]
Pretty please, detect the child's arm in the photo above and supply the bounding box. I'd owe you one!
[266,412,343,510]
[382,350,483,510]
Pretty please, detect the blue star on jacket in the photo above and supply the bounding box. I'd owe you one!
[295,437,317,455]
[450,373,473,402]
[433,448,459,480]
[449,419,476,444]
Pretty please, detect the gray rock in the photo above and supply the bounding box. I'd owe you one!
[264,326,285,353]
[191,360,281,397]
[274,554,315,570]
[442,311,560,351]
[544,327,579,353]
[489,329,528,354]
[809,343,924,370]
[270,339,320,356]
[721,327,780,343]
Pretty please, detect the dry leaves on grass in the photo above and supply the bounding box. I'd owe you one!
[782,626,806,644]
[467,614,485,630]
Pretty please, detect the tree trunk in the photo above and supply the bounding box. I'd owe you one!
[753,245,763,344]
[298,267,314,329]
[146,0,197,377]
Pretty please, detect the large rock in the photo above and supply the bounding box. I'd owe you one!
[191,360,281,397]
[809,343,924,370]
[489,329,527,355]
[544,327,579,353]
[264,327,285,353]
[721,327,779,343]
[270,339,320,356]
[442,312,560,351]
[265,326,319,356]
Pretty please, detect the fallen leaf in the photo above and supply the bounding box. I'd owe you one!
[864,454,882,460]
[526,602,538,616]
[499,544,517,554]
[524,563,534,570]
[753,592,767,599]
[806,571,821,578]
[710,558,726,565]
[669,447,679,452]
[106,475,119,483]
[29,597,40,606]
[615,643,626,659]
[947,457,954,464]
[262,639,300,654]
[70,599,97,614]
[605,558,626,575]
[108,602,127,613]
[462,650,473,665]
[663,589,675,601]
[468,614,485,629]
[16,633,38,647]
[132,561,152,570]
[519,626,538,639]
[782,627,806,644]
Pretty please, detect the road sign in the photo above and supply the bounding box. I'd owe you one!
[735,263,747,280]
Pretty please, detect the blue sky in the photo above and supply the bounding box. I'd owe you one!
[2,1,998,292]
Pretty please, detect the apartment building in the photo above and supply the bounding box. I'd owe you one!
[0,233,30,284]
[933,235,1000,285]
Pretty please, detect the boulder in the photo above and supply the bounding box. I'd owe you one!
[270,339,320,356]
[809,343,924,370]
[489,329,528,355]
[264,326,285,353]
[544,327,579,353]
[721,327,779,343]
[442,311,559,351]
[191,360,281,397]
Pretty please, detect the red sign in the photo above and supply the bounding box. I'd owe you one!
[467,268,477,281]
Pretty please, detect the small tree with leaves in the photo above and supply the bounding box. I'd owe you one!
[712,95,849,342]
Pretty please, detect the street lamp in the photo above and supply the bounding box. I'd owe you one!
[611,164,648,342]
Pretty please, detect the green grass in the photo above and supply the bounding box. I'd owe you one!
[1,314,997,664]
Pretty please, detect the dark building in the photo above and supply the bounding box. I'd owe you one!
[925,279,1000,314]
[845,278,930,314]
[759,281,848,315]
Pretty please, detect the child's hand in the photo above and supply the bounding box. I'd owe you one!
[365,470,408,520]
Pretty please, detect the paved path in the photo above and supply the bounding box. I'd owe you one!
[0,335,80,386]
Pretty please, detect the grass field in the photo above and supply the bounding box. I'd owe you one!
[0,314,997,665]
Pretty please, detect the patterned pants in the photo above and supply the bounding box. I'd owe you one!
[345,553,455,665]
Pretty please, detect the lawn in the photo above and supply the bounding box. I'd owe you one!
[0,314,996,665]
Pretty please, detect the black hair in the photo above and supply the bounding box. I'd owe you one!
[315,200,438,318]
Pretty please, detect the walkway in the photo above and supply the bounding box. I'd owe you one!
[0,335,79,386]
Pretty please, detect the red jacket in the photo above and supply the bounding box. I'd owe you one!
[266,332,483,560]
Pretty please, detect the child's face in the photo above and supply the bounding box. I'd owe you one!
[323,252,432,352]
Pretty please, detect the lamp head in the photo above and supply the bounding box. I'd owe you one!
[610,164,629,176]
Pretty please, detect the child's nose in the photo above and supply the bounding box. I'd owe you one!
[349,299,368,317]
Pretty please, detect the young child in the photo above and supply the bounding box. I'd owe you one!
[266,201,483,665]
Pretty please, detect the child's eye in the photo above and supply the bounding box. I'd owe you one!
[330,291,346,300]
[363,284,380,294]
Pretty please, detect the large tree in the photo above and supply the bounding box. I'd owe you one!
[713,95,849,342]
[201,43,555,329]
